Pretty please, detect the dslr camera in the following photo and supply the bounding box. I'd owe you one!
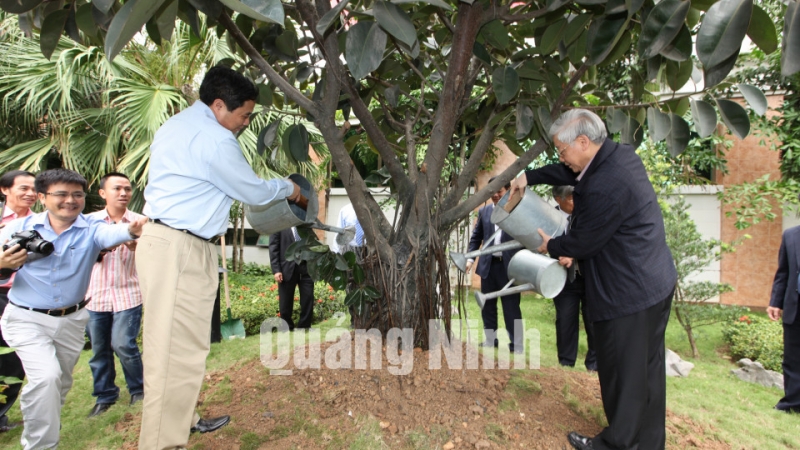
[3,230,54,256]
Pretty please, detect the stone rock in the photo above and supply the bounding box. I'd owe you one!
[731,358,783,389]
[443,442,455,450]
[475,439,492,449]
[665,349,694,377]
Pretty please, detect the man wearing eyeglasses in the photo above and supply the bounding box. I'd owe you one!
[0,169,147,450]
[512,109,676,450]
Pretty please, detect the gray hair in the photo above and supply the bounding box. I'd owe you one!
[552,185,574,200]
[549,109,608,145]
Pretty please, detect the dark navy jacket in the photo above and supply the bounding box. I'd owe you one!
[467,204,519,279]
[525,138,677,322]
[770,226,800,325]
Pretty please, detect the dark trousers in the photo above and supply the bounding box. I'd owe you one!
[480,258,523,351]
[777,319,800,412]
[553,276,597,370]
[278,263,314,330]
[0,290,24,418]
[592,292,673,450]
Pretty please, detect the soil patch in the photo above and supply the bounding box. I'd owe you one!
[177,334,730,449]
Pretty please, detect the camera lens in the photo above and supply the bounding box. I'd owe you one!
[32,240,55,256]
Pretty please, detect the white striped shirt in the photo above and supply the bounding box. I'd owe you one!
[85,209,143,312]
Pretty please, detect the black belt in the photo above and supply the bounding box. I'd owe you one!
[150,219,218,243]
[11,299,89,317]
[491,255,503,262]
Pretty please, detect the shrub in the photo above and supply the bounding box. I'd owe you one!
[223,268,346,336]
[722,314,784,372]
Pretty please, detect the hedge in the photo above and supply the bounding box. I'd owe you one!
[722,314,784,372]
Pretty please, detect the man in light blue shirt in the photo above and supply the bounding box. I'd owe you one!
[136,66,304,450]
[0,168,146,450]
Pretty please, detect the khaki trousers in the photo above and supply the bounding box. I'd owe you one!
[1,304,89,450]
[136,223,217,450]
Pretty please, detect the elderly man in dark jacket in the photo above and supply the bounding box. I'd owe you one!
[512,109,677,450]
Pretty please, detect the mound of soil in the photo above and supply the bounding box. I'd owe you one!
[176,334,730,449]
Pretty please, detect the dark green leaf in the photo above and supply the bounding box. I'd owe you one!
[783,1,800,76]
[40,9,69,60]
[64,7,81,43]
[647,107,671,142]
[343,251,357,267]
[737,83,767,116]
[575,0,606,4]
[374,0,416,48]
[625,0,645,16]
[604,0,626,15]
[536,105,554,141]
[363,285,381,299]
[492,66,520,104]
[331,270,348,290]
[334,254,350,271]
[586,15,628,65]
[186,0,222,18]
[316,0,350,35]
[646,55,663,80]
[218,0,283,24]
[696,0,752,69]
[353,265,365,284]
[666,97,691,116]
[703,49,738,87]
[516,104,534,140]
[385,85,400,107]
[690,99,717,138]
[480,20,509,50]
[472,42,492,66]
[344,134,361,153]
[564,13,592,46]
[546,0,571,12]
[538,19,566,55]
[746,4,777,54]
[177,1,201,38]
[659,24,691,61]
[638,0,691,59]
[620,116,643,148]
[283,124,310,163]
[262,120,281,151]
[716,98,750,139]
[599,29,631,67]
[344,289,361,306]
[275,29,299,61]
[153,0,177,42]
[567,29,587,65]
[666,113,691,156]
[76,3,98,37]
[257,84,273,107]
[690,0,717,11]
[105,0,169,60]
[92,0,114,14]
[0,0,41,13]
[607,108,627,133]
[310,245,329,253]
[346,21,387,80]
[394,0,452,10]
[665,59,693,91]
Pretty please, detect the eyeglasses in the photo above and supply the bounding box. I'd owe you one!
[45,191,85,200]
[555,143,570,157]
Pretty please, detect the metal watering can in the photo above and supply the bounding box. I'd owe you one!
[244,174,355,246]
[449,188,568,304]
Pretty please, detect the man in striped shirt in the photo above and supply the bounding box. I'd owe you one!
[85,172,144,417]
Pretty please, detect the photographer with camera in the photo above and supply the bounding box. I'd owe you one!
[0,170,36,432]
[0,169,147,450]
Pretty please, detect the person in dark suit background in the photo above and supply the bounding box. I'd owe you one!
[768,225,800,413]
[512,109,677,450]
[551,185,597,371]
[269,227,314,330]
[465,178,523,353]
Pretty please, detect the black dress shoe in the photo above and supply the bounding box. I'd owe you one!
[129,393,144,406]
[568,431,594,449]
[0,415,20,432]
[190,415,230,433]
[88,403,114,418]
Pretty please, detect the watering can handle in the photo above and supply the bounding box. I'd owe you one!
[220,235,232,310]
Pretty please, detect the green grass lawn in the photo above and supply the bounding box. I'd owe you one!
[0,294,797,449]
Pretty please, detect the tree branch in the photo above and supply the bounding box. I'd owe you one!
[217,13,318,117]
[441,140,549,228]
[551,63,588,120]
[441,108,499,211]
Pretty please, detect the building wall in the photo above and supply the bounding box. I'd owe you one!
[718,95,784,308]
